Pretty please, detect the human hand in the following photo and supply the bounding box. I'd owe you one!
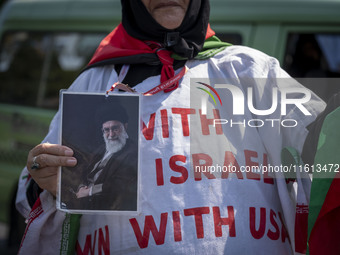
[27,143,77,197]
[76,186,90,198]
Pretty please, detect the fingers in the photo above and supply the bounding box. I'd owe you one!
[26,143,78,197]
[32,166,59,178]
[76,187,90,198]
[27,143,77,170]
[33,143,74,157]
[29,153,77,169]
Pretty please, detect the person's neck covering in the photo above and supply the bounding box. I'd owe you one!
[87,0,231,92]
[87,23,217,67]
[121,0,210,59]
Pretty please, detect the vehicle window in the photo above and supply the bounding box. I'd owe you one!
[215,33,242,45]
[283,33,340,102]
[283,33,340,78]
[0,31,106,109]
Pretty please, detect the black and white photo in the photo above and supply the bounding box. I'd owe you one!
[58,92,140,213]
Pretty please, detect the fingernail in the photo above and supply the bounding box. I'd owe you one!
[67,158,77,165]
[65,149,73,156]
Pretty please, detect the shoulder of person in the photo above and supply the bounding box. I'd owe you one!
[67,64,119,93]
[215,45,276,63]
[208,45,286,78]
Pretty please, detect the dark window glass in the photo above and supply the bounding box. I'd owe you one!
[283,33,340,101]
[216,33,242,45]
[284,33,340,78]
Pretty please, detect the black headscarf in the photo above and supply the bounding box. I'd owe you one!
[121,0,210,59]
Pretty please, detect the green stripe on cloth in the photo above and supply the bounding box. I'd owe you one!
[60,213,82,255]
[307,106,340,253]
[172,36,232,60]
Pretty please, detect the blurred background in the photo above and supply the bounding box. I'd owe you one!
[0,0,340,254]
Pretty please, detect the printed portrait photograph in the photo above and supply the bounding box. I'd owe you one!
[58,92,140,213]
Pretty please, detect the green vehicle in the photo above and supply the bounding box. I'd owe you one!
[0,0,340,249]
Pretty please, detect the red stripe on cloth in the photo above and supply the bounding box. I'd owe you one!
[294,204,308,253]
[314,171,340,220]
[18,197,44,253]
[309,171,340,254]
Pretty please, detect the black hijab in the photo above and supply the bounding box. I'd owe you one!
[121,0,210,59]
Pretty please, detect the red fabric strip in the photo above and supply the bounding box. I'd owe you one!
[144,66,188,95]
[309,171,340,254]
[89,23,214,94]
[88,23,215,66]
[18,198,43,253]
